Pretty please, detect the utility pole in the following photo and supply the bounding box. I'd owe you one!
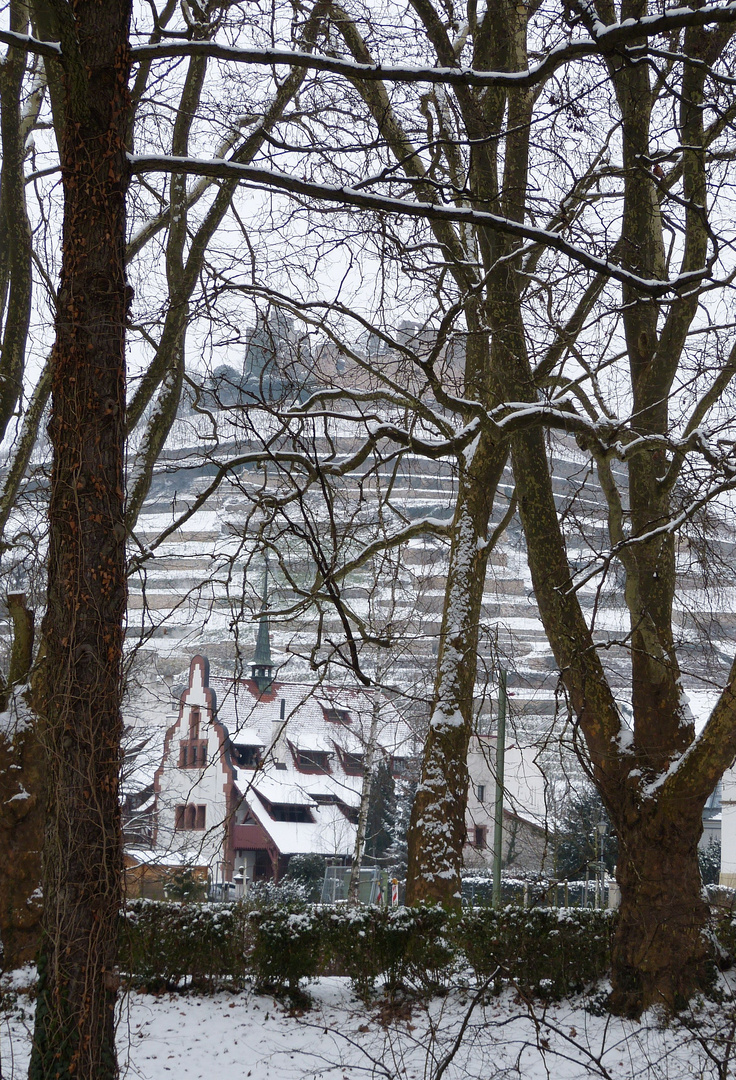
[492,669,508,909]
[348,661,383,904]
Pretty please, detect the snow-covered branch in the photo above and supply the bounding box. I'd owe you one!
[130,3,736,87]
[0,28,60,57]
[130,154,712,295]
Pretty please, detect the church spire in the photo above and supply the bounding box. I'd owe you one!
[251,561,273,691]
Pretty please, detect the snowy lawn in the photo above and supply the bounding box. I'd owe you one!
[2,970,736,1079]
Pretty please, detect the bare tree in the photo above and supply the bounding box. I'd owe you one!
[130,0,736,1014]
[4,0,736,1051]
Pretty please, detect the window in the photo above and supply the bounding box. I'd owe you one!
[323,707,351,724]
[175,804,206,830]
[342,752,363,775]
[391,756,408,776]
[474,826,486,850]
[269,803,314,823]
[189,709,200,740]
[477,784,486,803]
[179,738,208,768]
[232,744,260,768]
[295,749,330,772]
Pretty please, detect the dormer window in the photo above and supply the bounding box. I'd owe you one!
[323,707,351,724]
[339,804,359,825]
[341,752,363,775]
[295,748,330,773]
[268,803,314,823]
[232,744,261,768]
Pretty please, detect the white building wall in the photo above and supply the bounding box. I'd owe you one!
[720,766,736,887]
[155,657,231,880]
[465,736,549,872]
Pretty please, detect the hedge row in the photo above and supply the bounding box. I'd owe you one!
[121,898,616,1000]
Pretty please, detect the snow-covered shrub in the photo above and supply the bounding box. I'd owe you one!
[248,905,325,996]
[121,899,247,990]
[456,907,614,999]
[120,898,616,1001]
[324,904,455,1000]
[282,855,326,901]
[699,840,722,887]
[246,878,310,908]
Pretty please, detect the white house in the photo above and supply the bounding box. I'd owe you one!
[149,643,417,887]
[465,736,549,871]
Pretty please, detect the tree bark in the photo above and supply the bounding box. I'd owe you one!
[610,796,710,1016]
[0,594,42,971]
[0,720,44,972]
[28,0,131,1074]
[405,435,506,905]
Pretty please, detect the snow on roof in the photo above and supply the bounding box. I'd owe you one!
[125,847,205,868]
[245,796,356,856]
[288,731,335,753]
[249,778,317,806]
[238,763,363,809]
[230,727,265,746]
[209,675,415,757]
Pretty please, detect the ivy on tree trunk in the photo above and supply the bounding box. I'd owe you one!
[28,0,131,1075]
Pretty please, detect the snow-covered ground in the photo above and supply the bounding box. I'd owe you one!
[2,970,735,1080]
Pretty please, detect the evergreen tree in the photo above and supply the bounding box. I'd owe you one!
[386,775,419,879]
[364,758,396,863]
[555,786,618,880]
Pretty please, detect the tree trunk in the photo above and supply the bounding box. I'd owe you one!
[348,677,382,904]
[0,596,43,971]
[610,797,710,1016]
[29,0,131,1075]
[406,435,506,906]
[0,721,44,971]
[0,0,33,444]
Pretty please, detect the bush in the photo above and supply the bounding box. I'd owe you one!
[283,854,326,902]
[119,896,616,1002]
[324,904,455,999]
[163,868,208,903]
[248,905,325,997]
[456,907,615,1000]
[699,839,722,887]
[714,913,736,959]
[121,899,248,990]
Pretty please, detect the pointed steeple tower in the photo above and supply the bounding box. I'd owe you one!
[251,561,274,692]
